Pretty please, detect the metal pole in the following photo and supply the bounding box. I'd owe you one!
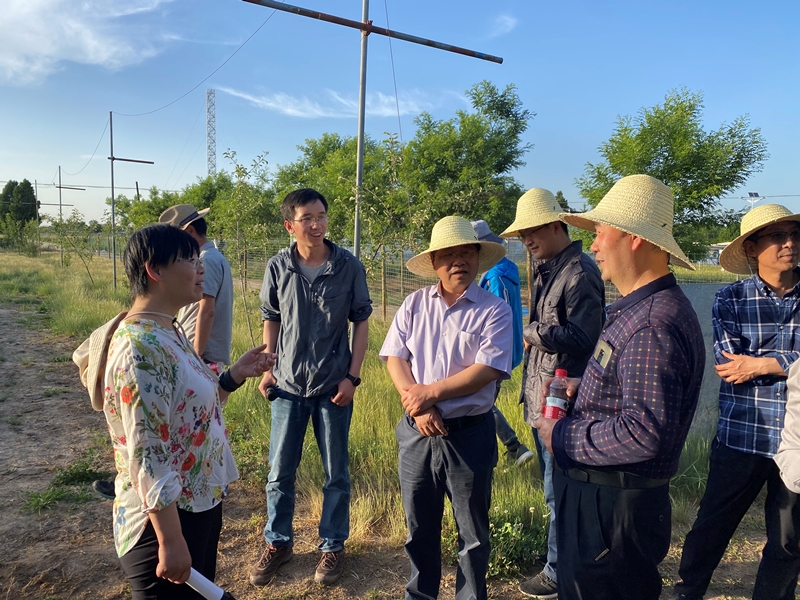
[58,166,63,267]
[242,0,503,64]
[110,111,116,290]
[34,179,40,248]
[353,0,369,259]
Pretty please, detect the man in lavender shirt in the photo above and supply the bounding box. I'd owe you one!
[380,216,513,600]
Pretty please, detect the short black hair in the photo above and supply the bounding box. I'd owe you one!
[280,188,329,222]
[189,217,208,237]
[559,221,569,235]
[123,224,199,299]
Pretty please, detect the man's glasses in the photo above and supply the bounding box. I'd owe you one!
[434,248,479,262]
[753,230,800,245]
[177,256,203,270]
[518,224,549,239]
[292,216,329,226]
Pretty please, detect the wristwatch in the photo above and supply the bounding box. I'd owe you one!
[345,373,362,387]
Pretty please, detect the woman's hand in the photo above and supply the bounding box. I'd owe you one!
[156,537,192,584]
[229,344,278,384]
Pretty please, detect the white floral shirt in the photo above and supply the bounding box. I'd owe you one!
[103,317,239,557]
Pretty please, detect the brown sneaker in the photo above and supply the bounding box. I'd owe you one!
[314,548,345,585]
[249,544,293,586]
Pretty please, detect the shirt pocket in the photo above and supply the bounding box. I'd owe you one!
[453,331,480,369]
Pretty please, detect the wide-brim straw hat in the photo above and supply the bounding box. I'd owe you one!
[500,188,563,238]
[561,174,695,271]
[159,204,210,230]
[719,204,800,274]
[407,216,506,278]
[72,311,128,411]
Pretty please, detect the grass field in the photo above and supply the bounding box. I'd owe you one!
[0,248,716,577]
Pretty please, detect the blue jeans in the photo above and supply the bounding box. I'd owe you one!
[264,388,352,553]
[397,413,497,600]
[533,428,558,582]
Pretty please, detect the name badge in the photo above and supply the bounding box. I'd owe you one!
[593,339,614,368]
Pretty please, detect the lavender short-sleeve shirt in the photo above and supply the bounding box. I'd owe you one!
[380,281,513,418]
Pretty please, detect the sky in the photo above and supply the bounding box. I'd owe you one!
[1,0,799,224]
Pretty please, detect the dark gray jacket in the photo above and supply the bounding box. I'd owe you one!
[521,240,605,426]
[259,240,372,397]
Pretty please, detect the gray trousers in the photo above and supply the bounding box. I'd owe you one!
[397,413,497,600]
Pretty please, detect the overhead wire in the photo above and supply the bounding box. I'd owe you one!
[113,6,281,118]
[383,0,403,143]
[62,118,110,177]
[163,103,205,189]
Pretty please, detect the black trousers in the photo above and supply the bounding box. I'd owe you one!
[118,502,223,600]
[554,469,671,600]
[676,439,800,600]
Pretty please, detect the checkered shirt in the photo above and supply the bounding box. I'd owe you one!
[552,275,706,479]
[714,274,800,457]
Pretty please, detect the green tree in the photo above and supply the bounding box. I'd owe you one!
[576,88,768,260]
[555,190,570,211]
[402,80,533,239]
[0,180,18,221]
[10,179,38,223]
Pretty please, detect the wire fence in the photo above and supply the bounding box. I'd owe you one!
[31,233,743,318]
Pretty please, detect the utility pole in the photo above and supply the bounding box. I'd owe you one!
[109,111,154,290]
[242,0,502,259]
[207,89,217,177]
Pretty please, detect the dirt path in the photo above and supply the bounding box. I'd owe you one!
[0,304,765,599]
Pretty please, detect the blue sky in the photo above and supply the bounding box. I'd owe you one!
[1,0,798,224]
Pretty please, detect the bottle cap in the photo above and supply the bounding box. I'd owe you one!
[555,369,568,377]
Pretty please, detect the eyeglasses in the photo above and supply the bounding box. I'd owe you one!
[292,215,328,226]
[753,230,800,245]
[434,248,479,262]
[176,256,203,270]
[518,224,549,239]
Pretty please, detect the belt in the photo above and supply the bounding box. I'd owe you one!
[441,412,487,433]
[565,468,669,490]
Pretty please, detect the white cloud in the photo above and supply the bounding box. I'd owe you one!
[218,86,435,119]
[0,0,173,85]
[487,14,518,39]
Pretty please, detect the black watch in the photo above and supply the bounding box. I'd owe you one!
[345,373,362,387]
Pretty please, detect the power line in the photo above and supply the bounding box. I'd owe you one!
[62,118,110,176]
[113,9,280,118]
[383,0,403,143]
[0,181,180,193]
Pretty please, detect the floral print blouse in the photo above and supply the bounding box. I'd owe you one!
[103,317,239,557]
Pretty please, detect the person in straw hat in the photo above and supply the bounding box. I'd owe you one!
[470,219,535,468]
[675,203,800,600]
[159,204,234,374]
[380,215,513,600]
[534,174,705,600]
[498,188,605,599]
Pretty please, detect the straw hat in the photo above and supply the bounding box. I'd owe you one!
[718,204,800,274]
[159,204,210,230]
[561,174,695,270]
[407,216,506,278]
[500,188,563,238]
[72,311,128,411]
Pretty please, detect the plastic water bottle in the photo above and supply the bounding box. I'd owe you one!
[543,369,569,419]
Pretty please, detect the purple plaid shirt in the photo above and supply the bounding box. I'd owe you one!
[552,274,705,479]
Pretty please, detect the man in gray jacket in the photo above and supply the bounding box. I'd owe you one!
[500,188,605,599]
[249,188,372,588]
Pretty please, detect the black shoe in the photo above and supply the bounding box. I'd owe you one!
[519,570,558,599]
[249,544,293,586]
[675,594,704,600]
[92,480,115,500]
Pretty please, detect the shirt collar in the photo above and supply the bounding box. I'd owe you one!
[431,280,480,304]
[538,240,583,276]
[607,273,677,314]
[753,268,800,297]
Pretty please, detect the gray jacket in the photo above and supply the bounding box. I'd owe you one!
[521,240,605,427]
[259,240,372,397]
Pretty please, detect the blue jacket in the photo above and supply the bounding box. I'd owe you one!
[479,257,524,369]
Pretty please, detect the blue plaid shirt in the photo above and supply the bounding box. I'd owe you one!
[714,273,800,457]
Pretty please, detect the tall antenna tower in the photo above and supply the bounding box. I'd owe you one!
[206,89,216,177]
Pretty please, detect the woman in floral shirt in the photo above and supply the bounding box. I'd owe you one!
[104,224,274,599]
